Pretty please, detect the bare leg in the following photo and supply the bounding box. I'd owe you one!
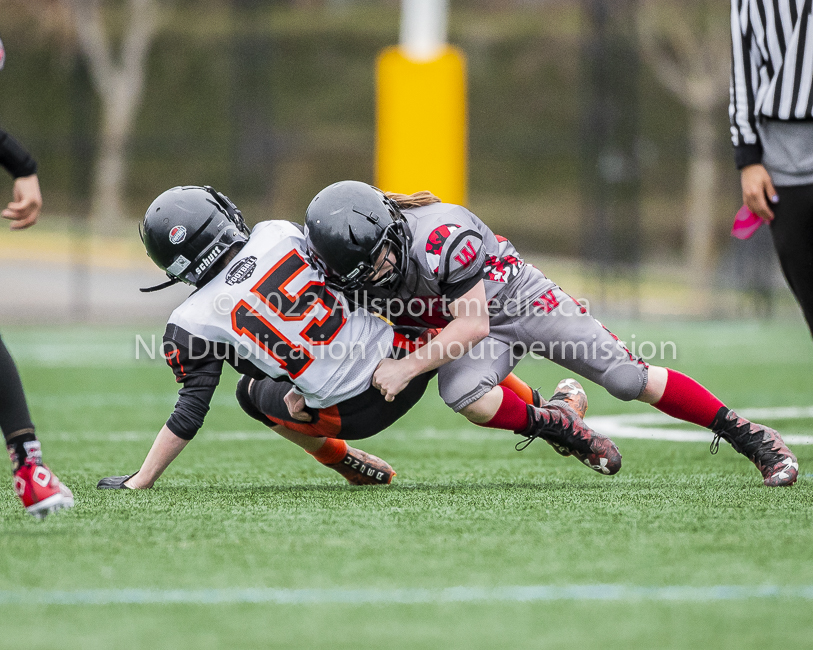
[459,386,504,423]
[637,365,668,404]
[271,425,327,453]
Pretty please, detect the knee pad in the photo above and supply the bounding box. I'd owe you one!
[439,373,498,412]
[603,364,647,402]
[235,375,264,421]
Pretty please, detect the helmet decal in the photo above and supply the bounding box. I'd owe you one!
[425,224,462,274]
[169,225,187,245]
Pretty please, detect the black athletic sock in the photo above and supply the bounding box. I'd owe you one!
[6,432,40,473]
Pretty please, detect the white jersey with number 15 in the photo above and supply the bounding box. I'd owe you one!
[168,220,394,408]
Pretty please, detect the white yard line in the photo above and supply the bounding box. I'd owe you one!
[0,584,811,605]
[42,405,813,445]
[586,406,813,445]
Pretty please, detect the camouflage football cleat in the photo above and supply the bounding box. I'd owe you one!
[710,408,798,487]
[528,377,586,426]
[325,446,396,485]
[515,388,621,475]
[533,378,590,459]
[530,387,545,408]
[550,378,588,420]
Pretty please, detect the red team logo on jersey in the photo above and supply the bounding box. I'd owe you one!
[454,240,478,267]
[425,224,462,273]
[482,234,524,282]
[484,254,523,282]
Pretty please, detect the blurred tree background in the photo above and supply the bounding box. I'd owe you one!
[0,0,783,316]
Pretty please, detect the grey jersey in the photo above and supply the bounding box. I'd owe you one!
[369,204,647,412]
[380,203,552,328]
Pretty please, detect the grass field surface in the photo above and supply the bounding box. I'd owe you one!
[1,320,812,649]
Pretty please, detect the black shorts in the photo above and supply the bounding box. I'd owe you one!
[246,370,435,440]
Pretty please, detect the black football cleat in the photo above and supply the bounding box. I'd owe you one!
[710,408,798,487]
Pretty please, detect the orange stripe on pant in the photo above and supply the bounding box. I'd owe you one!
[499,373,535,405]
[265,405,342,439]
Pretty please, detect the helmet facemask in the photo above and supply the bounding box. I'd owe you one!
[322,218,411,301]
[304,180,414,301]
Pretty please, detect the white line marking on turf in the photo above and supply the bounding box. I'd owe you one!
[41,406,813,445]
[586,406,813,445]
[1,585,812,605]
[44,431,287,442]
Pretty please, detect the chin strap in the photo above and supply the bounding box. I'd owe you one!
[139,276,181,293]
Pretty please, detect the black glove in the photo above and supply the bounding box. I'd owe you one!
[97,472,138,489]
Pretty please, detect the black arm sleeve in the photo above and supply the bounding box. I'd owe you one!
[0,128,37,178]
[162,324,226,440]
[167,383,218,440]
[735,143,764,170]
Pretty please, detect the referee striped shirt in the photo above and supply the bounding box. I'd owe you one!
[729,0,813,168]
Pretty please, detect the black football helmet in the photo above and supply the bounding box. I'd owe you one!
[304,180,412,297]
[139,185,250,291]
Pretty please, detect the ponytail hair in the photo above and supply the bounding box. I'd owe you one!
[384,190,442,210]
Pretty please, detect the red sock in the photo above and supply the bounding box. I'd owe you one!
[307,438,347,465]
[475,387,530,432]
[653,369,726,428]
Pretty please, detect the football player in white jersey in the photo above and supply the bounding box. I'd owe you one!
[304,181,799,487]
[97,185,545,490]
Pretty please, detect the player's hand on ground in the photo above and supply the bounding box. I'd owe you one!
[97,473,138,489]
[740,164,778,222]
[3,174,42,230]
[284,388,312,422]
[373,358,412,402]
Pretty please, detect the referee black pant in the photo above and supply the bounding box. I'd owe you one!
[770,183,813,338]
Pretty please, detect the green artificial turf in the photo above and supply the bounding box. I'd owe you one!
[0,320,812,649]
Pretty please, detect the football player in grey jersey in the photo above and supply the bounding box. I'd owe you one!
[304,180,799,486]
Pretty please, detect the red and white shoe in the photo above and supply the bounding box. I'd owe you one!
[13,460,74,519]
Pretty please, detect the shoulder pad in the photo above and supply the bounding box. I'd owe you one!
[424,223,485,284]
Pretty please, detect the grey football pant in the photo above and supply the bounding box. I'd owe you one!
[437,281,649,412]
